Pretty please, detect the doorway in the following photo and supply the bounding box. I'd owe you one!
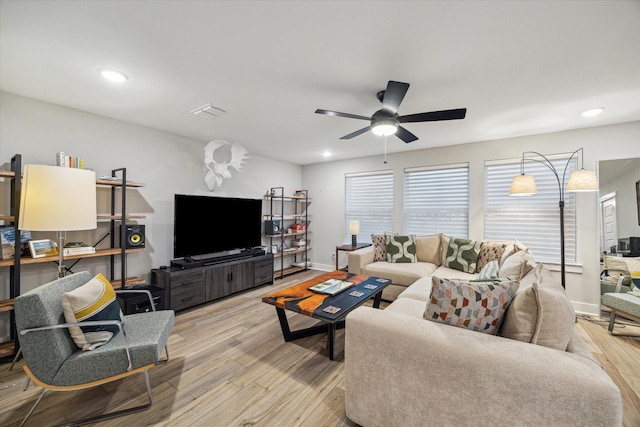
[600,192,617,254]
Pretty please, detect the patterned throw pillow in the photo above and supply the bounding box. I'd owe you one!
[424,277,519,335]
[476,242,507,272]
[444,237,482,273]
[385,234,417,263]
[62,273,124,351]
[370,234,387,262]
[477,260,500,281]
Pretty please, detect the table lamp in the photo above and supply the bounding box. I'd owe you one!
[18,165,97,278]
[349,221,360,247]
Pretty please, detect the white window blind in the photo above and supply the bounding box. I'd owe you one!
[345,171,393,243]
[403,164,469,237]
[484,157,577,263]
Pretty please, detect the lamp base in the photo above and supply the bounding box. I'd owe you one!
[351,235,357,247]
[57,231,66,278]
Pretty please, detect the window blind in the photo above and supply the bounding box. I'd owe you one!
[403,164,469,237]
[345,171,393,243]
[484,157,577,263]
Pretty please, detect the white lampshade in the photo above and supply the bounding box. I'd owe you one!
[566,169,599,192]
[19,165,97,231]
[349,220,360,235]
[509,174,537,196]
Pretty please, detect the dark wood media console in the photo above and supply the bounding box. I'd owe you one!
[152,253,274,311]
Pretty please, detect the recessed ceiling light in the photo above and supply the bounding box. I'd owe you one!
[581,107,604,118]
[99,68,129,83]
[322,151,331,158]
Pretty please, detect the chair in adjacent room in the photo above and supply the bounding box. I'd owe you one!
[602,274,640,337]
[13,271,175,426]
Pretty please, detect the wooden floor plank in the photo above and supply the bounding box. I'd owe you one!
[1,270,638,426]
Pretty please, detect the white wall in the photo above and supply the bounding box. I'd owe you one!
[0,92,302,341]
[302,120,640,315]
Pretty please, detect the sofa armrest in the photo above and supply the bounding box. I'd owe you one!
[347,245,375,274]
[345,307,622,427]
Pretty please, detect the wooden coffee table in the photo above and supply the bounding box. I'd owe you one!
[262,270,390,360]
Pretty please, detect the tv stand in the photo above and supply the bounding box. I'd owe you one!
[156,252,273,311]
[170,249,266,270]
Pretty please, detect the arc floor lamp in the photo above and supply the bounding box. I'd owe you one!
[509,148,598,288]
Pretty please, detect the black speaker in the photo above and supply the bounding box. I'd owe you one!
[122,224,145,248]
[117,285,165,314]
[264,220,281,235]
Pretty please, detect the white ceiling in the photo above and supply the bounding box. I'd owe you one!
[1,1,639,165]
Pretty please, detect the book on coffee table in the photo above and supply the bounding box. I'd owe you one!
[308,278,355,295]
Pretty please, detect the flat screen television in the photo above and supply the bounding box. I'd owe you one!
[173,194,262,259]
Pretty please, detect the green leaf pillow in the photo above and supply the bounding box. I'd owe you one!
[385,234,417,263]
[444,237,482,273]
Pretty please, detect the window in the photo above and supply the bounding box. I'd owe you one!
[403,164,469,237]
[484,157,577,263]
[345,171,393,243]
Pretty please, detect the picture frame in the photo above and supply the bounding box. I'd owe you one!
[28,239,58,258]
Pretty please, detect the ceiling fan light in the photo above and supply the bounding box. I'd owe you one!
[371,121,398,136]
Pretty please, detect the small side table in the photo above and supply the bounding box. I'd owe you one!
[335,243,372,271]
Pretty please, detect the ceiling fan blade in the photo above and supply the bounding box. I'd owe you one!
[340,126,371,140]
[382,81,410,114]
[398,108,467,123]
[315,109,370,121]
[395,126,418,143]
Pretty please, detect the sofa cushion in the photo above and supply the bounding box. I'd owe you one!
[431,266,478,281]
[361,261,438,286]
[498,250,536,281]
[477,260,500,281]
[476,242,506,272]
[397,276,433,302]
[62,273,124,351]
[424,277,519,335]
[444,237,482,273]
[501,265,575,351]
[415,234,442,264]
[385,234,417,263]
[371,233,387,262]
[385,295,427,318]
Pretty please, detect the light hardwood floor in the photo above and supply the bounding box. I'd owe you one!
[0,270,638,426]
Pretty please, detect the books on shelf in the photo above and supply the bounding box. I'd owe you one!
[308,279,354,295]
[56,152,85,169]
[63,242,96,256]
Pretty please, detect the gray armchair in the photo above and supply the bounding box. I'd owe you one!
[602,274,640,336]
[14,271,175,426]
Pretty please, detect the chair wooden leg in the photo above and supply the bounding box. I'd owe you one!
[19,370,153,427]
[608,311,616,333]
[156,345,170,365]
[607,310,640,337]
[9,347,22,370]
[19,389,47,427]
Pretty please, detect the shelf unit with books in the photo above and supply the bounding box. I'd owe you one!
[264,187,311,279]
[0,155,147,360]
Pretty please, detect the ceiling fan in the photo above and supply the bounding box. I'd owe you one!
[315,80,467,143]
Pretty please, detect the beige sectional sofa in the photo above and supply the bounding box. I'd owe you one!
[344,234,622,426]
[348,234,528,300]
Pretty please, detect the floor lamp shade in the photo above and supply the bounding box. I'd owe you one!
[18,165,97,231]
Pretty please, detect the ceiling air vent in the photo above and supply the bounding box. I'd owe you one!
[189,103,227,118]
